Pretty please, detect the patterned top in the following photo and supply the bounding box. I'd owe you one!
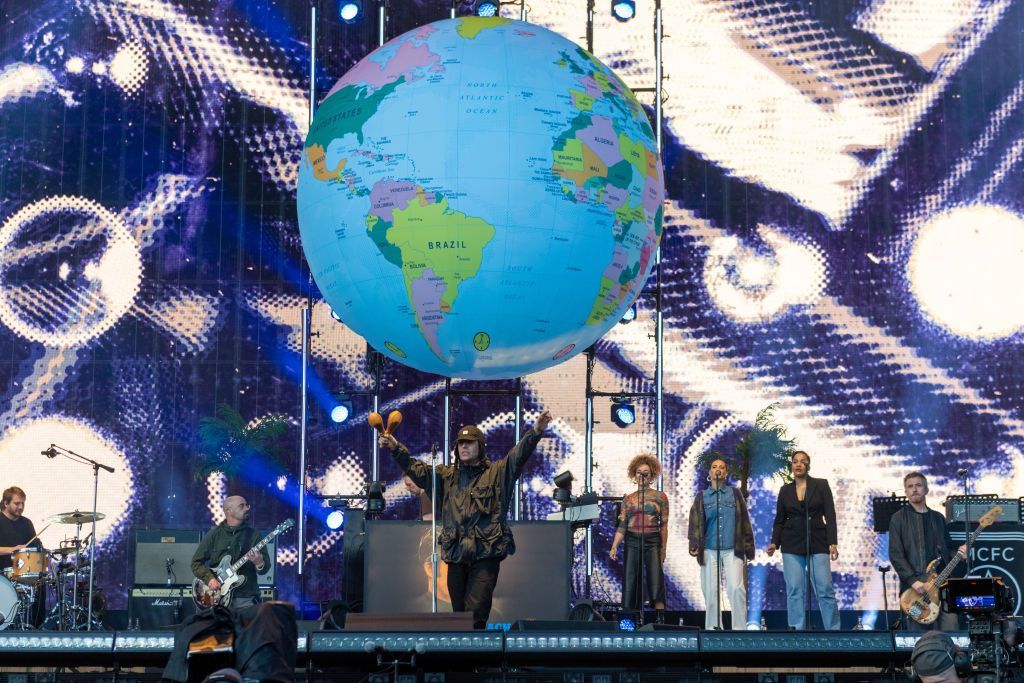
[616,488,669,535]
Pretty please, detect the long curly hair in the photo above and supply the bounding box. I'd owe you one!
[626,453,661,482]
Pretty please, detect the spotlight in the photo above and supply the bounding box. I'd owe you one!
[618,616,637,631]
[611,0,635,21]
[619,303,637,324]
[610,396,635,428]
[325,510,345,530]
[339,0,362,23]
[333,397,358,423]
[473,0,499,16]
[552,470,575,505]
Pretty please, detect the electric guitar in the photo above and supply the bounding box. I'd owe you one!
[192,518,294,609]
[900,505,1001,625]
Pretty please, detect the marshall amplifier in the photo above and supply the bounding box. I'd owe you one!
[130,587,196,629]
[129,587,281,629]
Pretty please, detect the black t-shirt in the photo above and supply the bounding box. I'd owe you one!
[0,514,37,570]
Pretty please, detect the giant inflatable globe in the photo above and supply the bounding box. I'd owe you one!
[298,17,664,379]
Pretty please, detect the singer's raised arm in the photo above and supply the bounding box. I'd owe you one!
[379,435,449,496]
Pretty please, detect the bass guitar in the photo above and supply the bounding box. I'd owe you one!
[900,505,1001,625]
[192,518,294,609]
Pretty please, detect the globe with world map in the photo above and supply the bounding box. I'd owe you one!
[298,16,664,379]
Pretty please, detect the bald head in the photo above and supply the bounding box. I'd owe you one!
[223,496,250,526]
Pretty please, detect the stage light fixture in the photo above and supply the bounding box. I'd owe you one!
[610,396,636,428]
[325,510,345,530]
[339,1,362,22]
[329,403,350,424]
[552,470,575,505]
[611,0,635,21]
[618,617,636,631]
[474,0,499,16]
[619,303,637,324]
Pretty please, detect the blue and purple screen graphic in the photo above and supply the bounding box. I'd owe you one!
[1,0,1022,618]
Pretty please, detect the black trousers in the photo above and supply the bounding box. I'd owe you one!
[622,532,665,611]
[446,557,501,629]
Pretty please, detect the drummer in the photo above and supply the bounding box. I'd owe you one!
[0,486,46,626]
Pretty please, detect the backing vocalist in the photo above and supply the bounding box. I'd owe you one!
[610,454,668,624]
[687,459,755,630]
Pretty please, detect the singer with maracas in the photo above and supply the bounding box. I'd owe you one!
[377,410,553,629]
[610,454,669,624]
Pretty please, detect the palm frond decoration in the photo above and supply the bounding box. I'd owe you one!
[694,403,796,497]
[196,403,290,480]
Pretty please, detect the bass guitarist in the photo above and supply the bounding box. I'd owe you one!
[889,472,966,631]
[191,496,271,609]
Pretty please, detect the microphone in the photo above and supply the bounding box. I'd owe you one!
[41,445,57,458]
[878,564,891,572]
[956,468,968,477]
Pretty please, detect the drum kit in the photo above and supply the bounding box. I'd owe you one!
[0,510,106,631]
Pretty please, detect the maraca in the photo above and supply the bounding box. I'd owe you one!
[369,410,402,436]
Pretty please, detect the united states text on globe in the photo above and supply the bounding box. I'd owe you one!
[297,17,664,379]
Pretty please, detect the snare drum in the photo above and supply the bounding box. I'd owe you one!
[0,576,17,630]
[10,547,47,584]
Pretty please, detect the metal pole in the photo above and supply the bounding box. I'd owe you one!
[513,381,522,520]
[371,357,380,481]
[298,2,317,583]
[298,307,311,577]
[584,349,595,592]
[654,0,665,481]
[586,0,595,54]
[378,0,386,46]
[308,4,317,127]
[444,377,452,466]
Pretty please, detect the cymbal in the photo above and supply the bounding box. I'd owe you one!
[47,511,106,525]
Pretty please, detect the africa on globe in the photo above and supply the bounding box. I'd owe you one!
[297,16,664,379]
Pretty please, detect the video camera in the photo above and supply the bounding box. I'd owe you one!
[942,578,1021,682]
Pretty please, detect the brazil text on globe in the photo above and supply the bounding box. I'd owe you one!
[427,241,467,249]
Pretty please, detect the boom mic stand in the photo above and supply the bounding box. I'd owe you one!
[47,444,114,630]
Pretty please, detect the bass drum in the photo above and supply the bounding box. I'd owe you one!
[0,576,18,630]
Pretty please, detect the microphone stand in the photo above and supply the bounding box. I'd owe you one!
[49,444,114,630]
[878,564,891,631]
[803,478,812,631]
[713,474,723,629]
[430,443,439,614]
[637,475,646,625]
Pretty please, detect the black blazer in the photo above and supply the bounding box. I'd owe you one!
[770,476,838,555]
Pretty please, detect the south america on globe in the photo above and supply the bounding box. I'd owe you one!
[297,16,664,379]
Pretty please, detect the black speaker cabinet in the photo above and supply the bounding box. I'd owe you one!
[129,587,280,629]
[134,529,200,586]
[129,587,196,629]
